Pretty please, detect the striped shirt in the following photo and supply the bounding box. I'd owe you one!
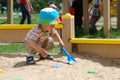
[25,25,57,42]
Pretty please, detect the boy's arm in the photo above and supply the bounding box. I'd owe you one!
[26,39,48,58]
[53,30,64,47]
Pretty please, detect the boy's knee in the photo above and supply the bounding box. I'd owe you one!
[24,41,36,54]
[46,37,55,50]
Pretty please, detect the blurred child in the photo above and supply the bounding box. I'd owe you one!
[49,4,57,9]
[24,7,64,65]
[49,4,62,24]
[89,0,100,34]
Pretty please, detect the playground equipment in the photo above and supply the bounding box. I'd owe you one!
[0,13,120,58]
[70,38,120,58]
[61,13,120,58]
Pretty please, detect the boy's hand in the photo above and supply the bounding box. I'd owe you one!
[40,48,48,58]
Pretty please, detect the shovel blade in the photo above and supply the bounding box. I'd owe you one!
[61,46,76,64]
[67,56,76,64]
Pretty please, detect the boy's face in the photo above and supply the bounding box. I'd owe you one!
[46,25,54,28]
[45,25,54,31]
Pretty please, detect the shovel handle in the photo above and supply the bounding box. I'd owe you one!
[61,47,70,56]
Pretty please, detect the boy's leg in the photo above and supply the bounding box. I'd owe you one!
[24,41,36,64]
[42,37,55,50]
[20,4,26,24]
[39,37,55,60]
[90,16,97,34]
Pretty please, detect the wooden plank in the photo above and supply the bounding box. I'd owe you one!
[83,0,89,33]
[62,13,75,53]
[7,0,13,24]
[103,0,110,36]
[78,44,120,58]
[0,24,64,30]
[70,38,120,44]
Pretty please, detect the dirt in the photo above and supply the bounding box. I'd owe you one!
[0,52,120,80]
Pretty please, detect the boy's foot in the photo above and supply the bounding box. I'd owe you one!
[47,55,54,60]
[39,54,45,60]
[39,54,54,60]
[26,56,36,65]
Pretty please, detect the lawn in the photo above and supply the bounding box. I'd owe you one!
[0,13,39,24]
[0,43,26,54]
[0,43,61,54]
[75,26,120,39]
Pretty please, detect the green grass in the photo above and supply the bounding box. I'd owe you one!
[0,13,7,17]
[75,27,120,39]
[13,13,39,24]
[0,43,61,55]
[0,13,7,24]
[0,43,26,54]
[48,45,61,55]
[0,13,39,24]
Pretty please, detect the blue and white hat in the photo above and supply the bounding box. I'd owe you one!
[38,7,60,25]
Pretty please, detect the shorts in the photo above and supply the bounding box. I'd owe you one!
[24,37,55,54]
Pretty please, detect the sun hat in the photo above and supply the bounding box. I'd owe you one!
[38,7,60,25]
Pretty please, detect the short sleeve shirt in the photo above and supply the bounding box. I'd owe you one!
[26,25,57,42]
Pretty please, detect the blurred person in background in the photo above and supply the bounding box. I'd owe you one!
[19,0,33,24]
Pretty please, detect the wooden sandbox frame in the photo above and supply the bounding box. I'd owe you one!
[0,14,120,58]
[62,13,120,58]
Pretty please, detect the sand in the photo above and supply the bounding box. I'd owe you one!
[0,52,120,80]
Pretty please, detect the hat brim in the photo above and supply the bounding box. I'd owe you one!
[38,18,61,25]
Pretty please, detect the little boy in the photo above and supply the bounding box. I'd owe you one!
[24,7,64,65]
[89,0,100,34]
